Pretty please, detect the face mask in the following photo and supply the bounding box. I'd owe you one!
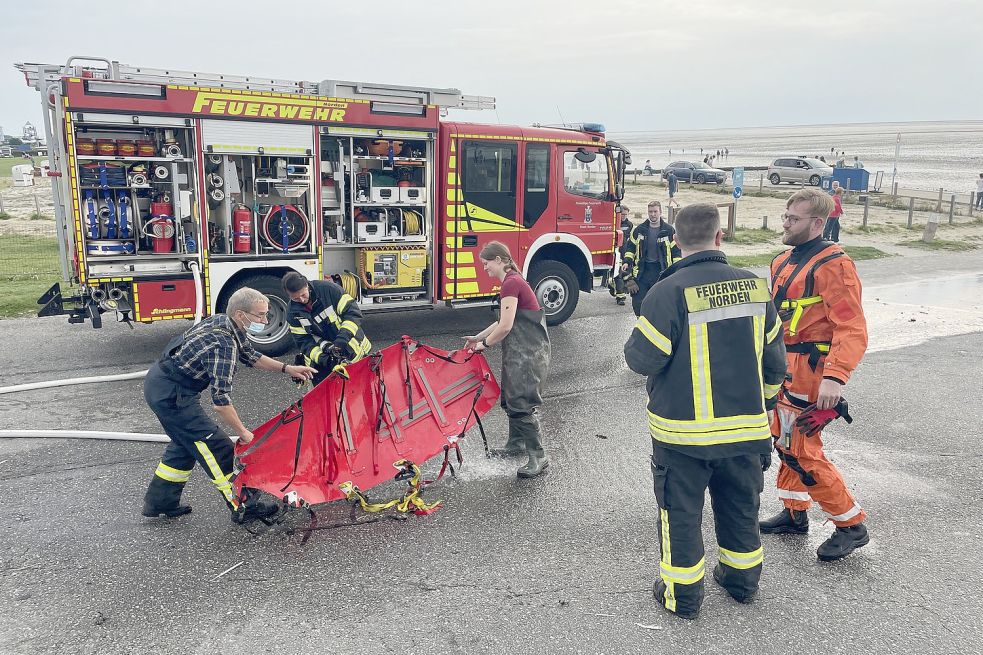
[247,321,265,334]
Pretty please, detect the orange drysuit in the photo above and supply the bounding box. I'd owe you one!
[769,238,868,527]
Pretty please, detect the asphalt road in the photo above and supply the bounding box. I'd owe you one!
[1,250,981,655]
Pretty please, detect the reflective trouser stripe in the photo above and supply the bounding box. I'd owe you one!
[718,546,764,570]
[659,508,675,612]
[194,438,237,509]
[778,489,812,501]
[154,462,192,483]
[827,504,862,522]
[660,558,706,584]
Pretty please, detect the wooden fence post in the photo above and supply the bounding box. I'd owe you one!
[936,187,944,212]
[949,195,956,224]
[907,196,915,228]
[862,195,869,228]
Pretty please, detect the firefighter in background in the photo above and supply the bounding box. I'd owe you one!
[625,204,787,619]
[142,287,316,522]
[622,200,681,317]
[283,271,372,387]
[606,205,633,305]
[760,188,870,562]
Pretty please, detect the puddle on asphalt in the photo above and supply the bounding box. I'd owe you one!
[868,273,983,311]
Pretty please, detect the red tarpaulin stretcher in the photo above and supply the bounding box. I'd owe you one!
[232,336,500,509]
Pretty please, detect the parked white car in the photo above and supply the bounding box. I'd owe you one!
[768,157,832,186]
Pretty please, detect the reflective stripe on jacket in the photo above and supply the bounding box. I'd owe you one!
[287,280,371,366]
[622,219,680,281]
[624,251,787,459]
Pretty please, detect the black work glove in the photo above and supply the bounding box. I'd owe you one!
[625,278,640,295]
[331,337,352,361]
[759,451,772,472]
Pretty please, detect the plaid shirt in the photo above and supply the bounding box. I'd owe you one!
[170,314,262,406]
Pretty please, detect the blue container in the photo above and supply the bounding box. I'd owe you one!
[831,167,869,192]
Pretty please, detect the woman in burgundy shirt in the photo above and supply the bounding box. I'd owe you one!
[464,241,551,478]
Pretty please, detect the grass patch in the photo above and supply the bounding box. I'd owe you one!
[29,212,50,221]
[841,245,891,260]
[0,157,22,178]
[728,250,784,268]
[0,211,10,220]
[0,235,61,317]
[0,278,60,317]
[842,224,900,235]
[724,226,780,245]
[896,239,978,252]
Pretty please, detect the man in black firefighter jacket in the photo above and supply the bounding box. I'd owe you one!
[283,271,372,387]
[624,203,787,620]
[621,200,681,317]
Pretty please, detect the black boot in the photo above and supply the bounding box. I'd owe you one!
[489,422,527,458]
[142,475,191,518]
[817,523,869,562]
[653,580,699,620]
[142,502,192,518]
[712,564,756,604]
[759,508,809,534]
[231,493,280,524]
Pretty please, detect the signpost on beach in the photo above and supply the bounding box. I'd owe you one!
[891,133,901,196]
[733,167,744,202]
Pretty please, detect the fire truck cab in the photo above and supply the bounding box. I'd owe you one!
[17,57,629,354]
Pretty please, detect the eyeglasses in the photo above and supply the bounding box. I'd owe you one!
[781,213,819,225]
[243,310,270,320]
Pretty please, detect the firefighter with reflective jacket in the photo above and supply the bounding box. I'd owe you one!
[622,200,681,317]
[760,188,870,562]
[625,203,787,620]
[606,206,633,305]
[283,271,372,387]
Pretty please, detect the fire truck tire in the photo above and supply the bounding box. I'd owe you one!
[222,274,293,356]
[529,260,579,326]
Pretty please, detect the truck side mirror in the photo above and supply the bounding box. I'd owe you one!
[575,148,596,164]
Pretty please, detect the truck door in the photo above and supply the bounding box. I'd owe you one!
[444,139,519,299]
[555,146,615,256]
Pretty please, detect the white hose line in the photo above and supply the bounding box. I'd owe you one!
[0,430,168,443]
[0,370,148,396]
[189,259,203,324]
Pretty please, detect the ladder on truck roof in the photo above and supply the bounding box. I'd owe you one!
[15,56,495,110]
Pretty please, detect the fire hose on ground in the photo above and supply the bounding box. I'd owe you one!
[0,263,204,442]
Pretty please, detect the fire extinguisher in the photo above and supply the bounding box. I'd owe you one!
[233,205,252,253]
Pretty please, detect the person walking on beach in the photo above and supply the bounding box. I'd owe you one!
[853,156,864,169]
[975,173,983,210]
[666,170,679,210]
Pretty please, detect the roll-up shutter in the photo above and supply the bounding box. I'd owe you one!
[200,119,313,156]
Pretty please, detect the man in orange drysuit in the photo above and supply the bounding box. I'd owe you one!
[759,188,870,562]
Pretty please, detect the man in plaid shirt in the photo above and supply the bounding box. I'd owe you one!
[142,287,316,523]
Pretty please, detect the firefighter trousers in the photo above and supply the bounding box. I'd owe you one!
[651,444,765,616]
[630,268,662,317]
[771,390,866,527]
[142,363,238,512]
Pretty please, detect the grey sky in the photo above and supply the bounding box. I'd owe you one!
[1,0,979,137]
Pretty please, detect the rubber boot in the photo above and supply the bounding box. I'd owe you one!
[817,523,869,562]
[488,422,527,458]
[515,414,549,478]
[759,508,809,534]
[712,564,756,604]
[142,475,192,518]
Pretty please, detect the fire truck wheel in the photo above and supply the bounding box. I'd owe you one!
[530,260,579,327]
[222,274,292,356]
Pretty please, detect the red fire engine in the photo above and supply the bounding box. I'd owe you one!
[17,57,630,354]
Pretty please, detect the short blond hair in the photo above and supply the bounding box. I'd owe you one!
[786,188,835,219]
[648,200,662,209]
